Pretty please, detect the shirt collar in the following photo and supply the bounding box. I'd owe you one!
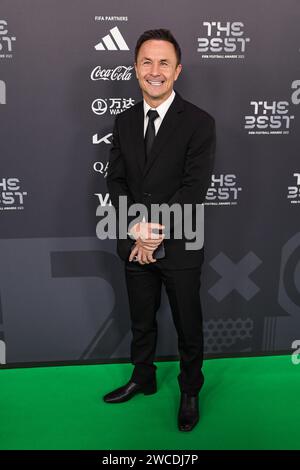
[143,89,176,120]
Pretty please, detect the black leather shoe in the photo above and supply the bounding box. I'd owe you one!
[103,380,157,403]
[178,393,199,432]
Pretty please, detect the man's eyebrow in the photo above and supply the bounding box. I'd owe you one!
[141,57,169,62]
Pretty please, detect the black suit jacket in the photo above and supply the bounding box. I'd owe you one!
[106,91,216,269]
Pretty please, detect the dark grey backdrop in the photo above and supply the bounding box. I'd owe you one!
[0,0,299,366]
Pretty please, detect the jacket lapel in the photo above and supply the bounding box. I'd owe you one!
[143,93,184,177]
[131,102,146,175]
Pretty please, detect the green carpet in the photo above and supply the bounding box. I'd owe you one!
[0,355,299,450]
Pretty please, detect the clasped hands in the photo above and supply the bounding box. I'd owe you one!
[128,220,165,265]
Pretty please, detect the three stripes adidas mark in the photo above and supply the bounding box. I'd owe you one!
[95,26,129,51]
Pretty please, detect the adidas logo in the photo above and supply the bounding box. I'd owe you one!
[95,26,129,51]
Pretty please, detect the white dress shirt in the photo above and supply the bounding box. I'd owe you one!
[143,89,176,136]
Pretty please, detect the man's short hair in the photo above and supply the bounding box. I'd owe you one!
[135,29,182,66]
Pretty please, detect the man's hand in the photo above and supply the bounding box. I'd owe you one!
[129,241,156,264]
[128,221,165,264]
[128,221,165,242]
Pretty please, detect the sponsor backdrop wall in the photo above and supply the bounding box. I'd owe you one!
[0,0,299,367]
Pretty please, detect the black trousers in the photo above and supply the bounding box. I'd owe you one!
[124,259,204,395]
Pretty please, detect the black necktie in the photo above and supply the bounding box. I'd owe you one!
[144,109,159,164]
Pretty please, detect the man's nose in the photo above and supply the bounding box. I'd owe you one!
[150,62,160,76]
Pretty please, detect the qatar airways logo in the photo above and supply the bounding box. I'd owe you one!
[93,161,109,178]
[197,21,250,59]
[91,65,133,81]
[244,80,300,135]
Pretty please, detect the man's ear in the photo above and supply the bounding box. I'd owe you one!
[175,64,182,81]
[134,62,139,79]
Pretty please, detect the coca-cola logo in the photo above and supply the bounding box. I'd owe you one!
[91,65,133,81]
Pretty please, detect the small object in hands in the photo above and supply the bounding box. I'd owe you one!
[153,242,165,259]
[150,225,165,259]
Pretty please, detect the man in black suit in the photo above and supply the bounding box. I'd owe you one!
[104,29,216,432]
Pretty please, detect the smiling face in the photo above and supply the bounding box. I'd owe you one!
[134,39,182,108]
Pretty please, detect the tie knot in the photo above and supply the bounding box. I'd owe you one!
[147,109,159,122]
